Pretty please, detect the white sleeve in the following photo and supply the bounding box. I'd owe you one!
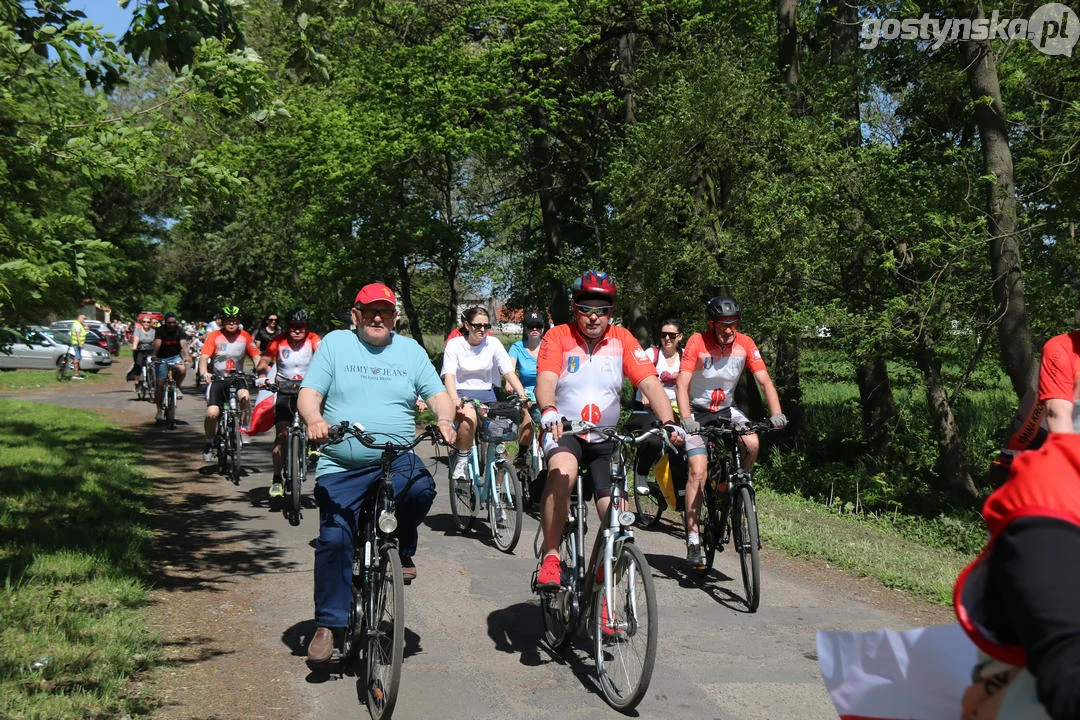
[440,338,460,377]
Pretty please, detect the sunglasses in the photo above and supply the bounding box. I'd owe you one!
[574,303,613,317]
[525,324,544,331]
[469,322,492,331]
[223,317,240,322]
[359,307,395,320]
[165,321,179,327]
[288,323,307,331]
[660,332,680,339]
[267,318,278,323]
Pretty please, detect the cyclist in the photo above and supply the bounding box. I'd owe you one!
[298,282,457,665]
[507,309,548,478]
[533,271,685,590]
[675,295,787,569]
[442,306,532,484]
[198,305,262,463]
[127,315,155,389]
[255,308,321,498]
[988,318,1080,485]
[253,312,281,354]
[150,313,191,422]
[632,318,687,496]
[69,313,87,379]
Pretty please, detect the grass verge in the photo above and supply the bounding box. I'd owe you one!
[0,399,157,718]
[756,486,973,605]
[0,369,114,393]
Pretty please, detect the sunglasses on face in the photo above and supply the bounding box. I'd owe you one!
[526,324,544,331]
[575,304,613,317]
[660,332,680,339]
[359,307,395,320]
[165,322,179,327]
[712,320,738,329]
[288,324,307,331]
[267,318,278,323]
[469,322,492,331]
[223,317,240,322]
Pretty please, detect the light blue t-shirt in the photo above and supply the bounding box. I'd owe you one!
[302,329,444,471]
[508,340,537,393]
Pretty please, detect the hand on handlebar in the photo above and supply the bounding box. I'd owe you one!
[680,417,700,434]
[664,421,687,447]
[541,409,564,441]
[770,413,788,429]
[307,418,331,443]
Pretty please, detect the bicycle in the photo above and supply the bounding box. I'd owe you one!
[448,399,526,553]
[513,405,545,509]
[532,420,669,712]
[213,373,252,485]
[135,342,154,401]
[266,379,306,526]
[316,421,450,720]
[692,417,780,612]
[154,359,183,430]
[622,410,676,530]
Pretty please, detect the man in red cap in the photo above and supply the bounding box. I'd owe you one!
[298,282,457,666]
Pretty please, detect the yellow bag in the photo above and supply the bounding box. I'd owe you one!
[653,454,678,509]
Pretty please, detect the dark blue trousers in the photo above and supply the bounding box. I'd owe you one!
[312,452,436,627]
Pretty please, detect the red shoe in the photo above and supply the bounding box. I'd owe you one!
[536,554,563,589]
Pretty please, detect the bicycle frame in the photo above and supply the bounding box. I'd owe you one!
[705,425,762,550]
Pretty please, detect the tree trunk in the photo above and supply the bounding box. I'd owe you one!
[962,2,1033,398]
[778,0,799,86]
[396,256,425,352]
[855,353,894,456]
[914,331,979,505]
[528,105,570,325]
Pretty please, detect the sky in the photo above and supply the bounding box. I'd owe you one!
[71,1,137,40]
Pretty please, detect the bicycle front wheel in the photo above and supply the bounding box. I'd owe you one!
[287,433,303,526]
[594,542,657,712]
[366,549,404,720]
[490,463,523,553]
[594,542,657,710]
[699,485,719,575]
[632,482,664,530]
[165,386,176,429]
[733,486,761,612]
[448,470,476,532]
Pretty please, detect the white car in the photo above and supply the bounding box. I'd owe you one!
[0,327,112,372]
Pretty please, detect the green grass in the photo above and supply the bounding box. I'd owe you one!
[755,487,973,605]
[0,400,157,718]
[0,369,114,393]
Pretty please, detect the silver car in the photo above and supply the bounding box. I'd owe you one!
[0,327,112,372]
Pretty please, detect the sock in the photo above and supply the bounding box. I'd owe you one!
[687,532,700,546]
[453,452,469,475]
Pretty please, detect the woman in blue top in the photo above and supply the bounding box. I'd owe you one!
[507,309,548,469]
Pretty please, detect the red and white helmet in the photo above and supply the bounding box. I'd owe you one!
[571,270,617,302]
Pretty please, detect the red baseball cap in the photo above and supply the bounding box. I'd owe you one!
[354,283,397,307]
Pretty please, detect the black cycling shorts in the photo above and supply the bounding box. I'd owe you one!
[207,377,251,409]
[548,435,617,500]
[273,392,298,424]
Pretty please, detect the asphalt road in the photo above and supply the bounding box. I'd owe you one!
[16,371,949,720]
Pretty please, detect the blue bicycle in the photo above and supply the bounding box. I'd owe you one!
[449,399,525,553]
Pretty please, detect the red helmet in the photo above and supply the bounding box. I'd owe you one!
[571,270,617,302]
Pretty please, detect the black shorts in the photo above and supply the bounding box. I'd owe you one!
[273,392,298,424]
[548,435,617,500]
[206,377,252,409]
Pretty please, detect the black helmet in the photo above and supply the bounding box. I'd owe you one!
[705,296,740,321]
[286,308,310,325]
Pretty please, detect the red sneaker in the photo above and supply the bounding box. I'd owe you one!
[536,554,563,589]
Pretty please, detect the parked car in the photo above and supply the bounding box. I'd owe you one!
[0,327,112,372]
[49,320,114,354]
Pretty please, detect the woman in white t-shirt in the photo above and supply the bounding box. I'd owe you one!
[442,306,531,481]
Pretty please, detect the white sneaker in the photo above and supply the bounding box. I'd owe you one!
[155,408,165,422]
[175,389,183,399]
[202,446,216,463]
[634,474,650,495]
[240,433,251,445]
[451,453,469,484]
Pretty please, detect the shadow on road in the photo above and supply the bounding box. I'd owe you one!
[486,601,546,666]
[644,551,752,613]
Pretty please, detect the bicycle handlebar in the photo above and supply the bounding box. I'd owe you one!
[693,419,782,437]
[561,420,676,449]
[324,421,453,452]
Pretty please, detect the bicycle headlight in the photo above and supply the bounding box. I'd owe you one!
[495,442,507,457]
[377,510,398,534]
[618,510,636,527]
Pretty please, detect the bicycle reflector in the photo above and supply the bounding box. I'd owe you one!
[378,510,398,534]
[619,510,637,527]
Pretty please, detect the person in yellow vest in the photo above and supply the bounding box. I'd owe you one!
[69,314,87,380]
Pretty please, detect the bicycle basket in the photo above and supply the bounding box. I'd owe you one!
[480,406,519,442]
[275,378,302,396]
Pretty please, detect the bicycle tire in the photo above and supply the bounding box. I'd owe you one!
[165,385,176,429]
[540,533,578,652]
[593,541,657,712]
[287,433,303,526]
[229,418,243,485]
[632,482,664,529]
[699,484,718,575]
[366,549,404,720]
[448,468,476,532]
[733,486,761,612]
[490,463,523,553]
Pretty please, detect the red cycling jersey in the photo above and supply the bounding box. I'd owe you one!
[263,333,321,381]
[536,323,656,439]
[201,329,260,376]
[679,330,766,413]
